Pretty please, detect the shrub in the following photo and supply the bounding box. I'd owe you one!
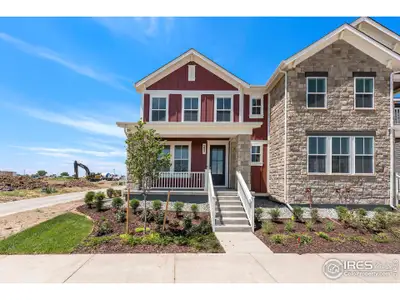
[348,235,367,244]
[292,206,304,222]
[173,202,184,217]
[152,200,162,211]
[254,208,263,224]
[43,186,57,194]
[336,206,349,222]
[191,204,199,218]
[373,233,390,243]
[112,197,124,210]
[130,199,140,214]
[268,208,281,222]
[299,234,312,245]
[188,220,212,236]
[356,208,367,217]
[94,192,106,212]
[310,208,320,223]
[305,220,314,232]
[106,188,114,198]
[284,220,295,233]
[140,209,155,223]
[374,207,388,214]
[115,210,126,223]
[84,191,95,208]
[183,215,193,231]
[262,221,275,235]
[156,211,165,226]
[96,218,113,236]
[270,234,286,244]
[113,189,122,197]
[325,221,335,232]
[135,227,151,233]
[169,220,180,229]
[317,231,330,241]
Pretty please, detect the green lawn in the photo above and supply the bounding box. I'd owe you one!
[0,213,93,254]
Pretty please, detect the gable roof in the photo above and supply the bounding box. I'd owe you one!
[135,48,250,91]
[352,17,400,47]
[265,21,400,92]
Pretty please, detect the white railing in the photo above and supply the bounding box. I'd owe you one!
[206,169,216,231]
[152,172,205,189]
[236,171,255,232]
[396,173,400,203]
[395,108,400,125]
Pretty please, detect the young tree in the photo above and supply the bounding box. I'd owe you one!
[125,120,171,234]
[36,170,47,177]
[60,172,69,177]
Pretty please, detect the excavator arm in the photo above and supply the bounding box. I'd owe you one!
[73,160,91,178]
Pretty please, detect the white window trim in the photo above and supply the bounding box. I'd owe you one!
[181,95,200,122]
[307,136,328,174]
[150,95,169,122]
[306,77,327,109]
[354,77,375,110]
[249,94,264,118]
[214,96,233,123]
[250,141,266,166]
[331,137,351,174]
[162,141,192,174]
[307,136,375,175]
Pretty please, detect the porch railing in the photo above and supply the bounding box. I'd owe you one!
[206,169,216,231]
[152,171,205,189]
[395,108,400,125]
[236,171,255,232]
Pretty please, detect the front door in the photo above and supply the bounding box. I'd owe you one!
[210,145,225,186]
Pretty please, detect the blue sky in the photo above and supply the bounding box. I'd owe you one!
[0,17,399,175]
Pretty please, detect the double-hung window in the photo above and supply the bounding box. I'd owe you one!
[160,145,171,172]
[183,97,199,121]
[355,137,374,174]
[308,137,327,173]
[216,97,232,122]
[355,78,374,109]
[151,97,167,121]
[307,77,327,108]
[174,145,189,172]
[250,96,263,118]
[331,137,350,173]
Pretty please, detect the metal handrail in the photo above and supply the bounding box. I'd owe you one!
[236,171,254,232]
[206,169,216,231]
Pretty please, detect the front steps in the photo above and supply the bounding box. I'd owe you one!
[214,191,252,232]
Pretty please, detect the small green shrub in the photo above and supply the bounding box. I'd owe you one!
[270,234,287,244]
[254,208,263,224]
[191,204,199,218]
[112,197,124,209]
[325,221,335,232]
[317,231,330,241]
[169,220,180,229]
[94,192,106,212]
[84,191,95,208]
[262,221,275,235]
[140,209,155,223]
[310,208,320,223]
[115,210,126,223]
[292,206,304,222]
[135,227,150,233]
[187,219,212,236]
[106,188,114,198]
[299,234,312,245]
[173,202,184,217]
[96,218,113,236]
[183,215,193,231]
[113,189,122,197]
[156,211,165,225]
[152,200,162,211]
[373,233,390,243]
[43,186,57,194]
[284,220,295,232]
[356,208,367,217]
[374,207,388,214]
[336,206,349,222]
[268,208,281,222]
[348,235,367,244]
[305,220,314,232]
[130,199,140,214]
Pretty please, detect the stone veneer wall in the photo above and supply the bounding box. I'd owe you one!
[286,40,391,204]
[229,135,251,189]
[229,136,238,189]
[268,77,286,202]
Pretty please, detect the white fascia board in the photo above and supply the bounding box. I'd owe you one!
[352,17,400,43]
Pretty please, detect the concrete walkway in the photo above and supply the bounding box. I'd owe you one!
[0,253,398,283]
[0,187,125,217]
[216,232,273,254]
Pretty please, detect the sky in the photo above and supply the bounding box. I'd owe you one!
[0,17,399,176]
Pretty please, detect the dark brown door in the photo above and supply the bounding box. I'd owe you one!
[210,145,225,186]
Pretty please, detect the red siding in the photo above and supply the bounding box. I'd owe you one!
[201,94,214,122]
[233,94,239,122]
[147,62,238,91]
[169,94,182,122]
[143,94,150,122]
[251,144,268,193]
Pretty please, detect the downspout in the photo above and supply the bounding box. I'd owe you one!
[390,71,400,210]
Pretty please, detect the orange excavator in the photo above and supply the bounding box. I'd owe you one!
[73,161,101,181]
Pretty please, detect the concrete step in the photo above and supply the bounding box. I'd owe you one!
[216,211,247,218]
[214,224,252,232]
[218,205,244,212]
[217,199,242,205]
[215,217,249,225]
[217,196,240,200]
[216,191,237,196]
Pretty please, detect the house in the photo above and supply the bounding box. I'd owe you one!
[117,17,400,231]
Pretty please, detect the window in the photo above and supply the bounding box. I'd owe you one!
[250,96,263,118]
[183,97,199,121]
[174,145,189,172]
[151,97,167,121]
[307,77,327,108]
[216,97,232,122]
[308,137,327,173]
[160,145,171,172]
[355,78,374,108]
[355,137,374,174]
[251,146,261,164]
[331,137,350,173]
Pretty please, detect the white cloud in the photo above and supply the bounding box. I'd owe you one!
[0,32,131,91]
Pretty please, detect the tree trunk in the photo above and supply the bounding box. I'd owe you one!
[143,193,147,235]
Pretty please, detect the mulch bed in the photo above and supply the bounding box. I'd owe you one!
[74,205,224,254]
[255,218,400,254]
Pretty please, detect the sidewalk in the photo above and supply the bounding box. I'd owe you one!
[0,253,398,283]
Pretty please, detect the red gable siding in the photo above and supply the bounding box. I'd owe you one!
[251,144,268,193]
[201,94,214,122]
[243,94,268,140]
[143,94,150,122]
[147,62,238,91]
[233,94,239,122]
[169,94,182,122]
